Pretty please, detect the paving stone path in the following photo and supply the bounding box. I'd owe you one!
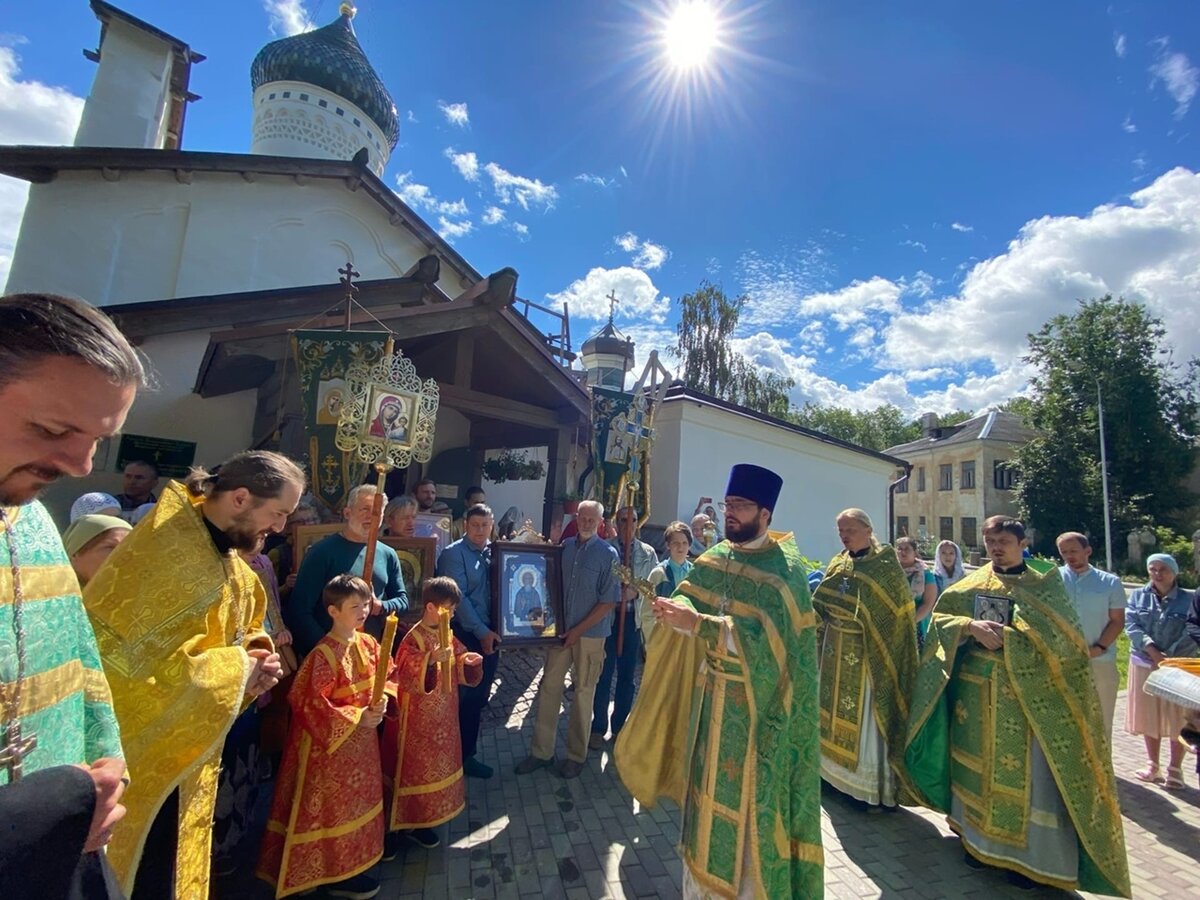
[222,648,1200,899]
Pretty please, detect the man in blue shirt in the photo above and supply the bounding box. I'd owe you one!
[1057,531,1127,734]
[437,503,499,779]
[286,484,408,656]
[516,500,619,779]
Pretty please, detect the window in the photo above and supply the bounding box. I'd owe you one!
[939,464,953,491]
[918,516,926,529]
[299,93,309,101]
[917,467,926,491]
[895,470,908,493]
[961,460,976,489]
[962,517,978,548]
[940,517,955,541]
[994,460,1017,490]
[897,516,909,537]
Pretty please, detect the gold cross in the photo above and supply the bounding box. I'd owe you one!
[0,721,37,781]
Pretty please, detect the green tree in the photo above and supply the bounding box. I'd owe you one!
[674,281,794,416]
[1014,296,1199,556]
[786,404,976,451]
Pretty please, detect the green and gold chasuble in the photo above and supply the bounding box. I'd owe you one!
[903,564,1130,897]
[811,547,918,799]
[615,533,822,900]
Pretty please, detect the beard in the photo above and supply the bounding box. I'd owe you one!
[0,464,64,506]
[224,509,267,552]
[725,516,762,544]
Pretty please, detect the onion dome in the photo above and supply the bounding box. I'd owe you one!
[251,3,399,150]
[581,320,635,359]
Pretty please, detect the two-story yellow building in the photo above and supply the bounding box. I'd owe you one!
[886,410,1037,551]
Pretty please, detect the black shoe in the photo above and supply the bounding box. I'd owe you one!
[327,873,381,899]
[381,831,401,861]
[406,827,440,849]
[1004,871,1039,892]
[962,851,986,871]
[514,755,554,775]
[463,756,494,779]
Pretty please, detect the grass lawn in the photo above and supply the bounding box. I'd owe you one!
[1116,632,1131,687]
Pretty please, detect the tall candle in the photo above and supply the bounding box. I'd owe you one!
[438,606,453,693]
[370,613,399,706]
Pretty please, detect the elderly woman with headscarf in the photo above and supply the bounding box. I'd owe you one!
[811,508,918,807]
[1125,552,1199,790]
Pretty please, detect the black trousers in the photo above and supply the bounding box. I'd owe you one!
[131,789,178,900]
[453,626,500,759]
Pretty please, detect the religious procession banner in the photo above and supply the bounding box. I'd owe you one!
[591,385,646,515]
[293,330,390,515]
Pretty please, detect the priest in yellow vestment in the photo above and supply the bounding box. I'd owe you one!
[84,452,305,898]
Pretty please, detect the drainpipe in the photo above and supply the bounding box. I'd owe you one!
[887,465,912,545]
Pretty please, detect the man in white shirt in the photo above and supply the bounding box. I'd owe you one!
[1057,531,1127,734]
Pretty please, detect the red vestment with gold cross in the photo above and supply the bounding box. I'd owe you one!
[256,632,389,898]
[382,622,482,830]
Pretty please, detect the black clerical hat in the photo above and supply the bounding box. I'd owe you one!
[725,464,783,511]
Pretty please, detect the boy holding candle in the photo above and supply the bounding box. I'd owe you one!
[382,576,483,854]
[257,575,391,900]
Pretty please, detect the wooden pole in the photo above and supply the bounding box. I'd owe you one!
[616,485,633,656]
[360,462,389,584]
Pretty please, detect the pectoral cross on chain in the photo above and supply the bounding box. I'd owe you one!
[0,720,37,781]
[838,577,850,596]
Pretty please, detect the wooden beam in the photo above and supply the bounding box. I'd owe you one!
[437,383,560,429]
[453,332,475,388]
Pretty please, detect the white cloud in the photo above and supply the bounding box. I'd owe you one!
[437,216,473,241]
[1150,40,1199,119]
[0,45,85,286]
[900,239,928,252]
[394,172,471,218]
[547,266,669,323]
[481,206,506,226]
[444,147,479,181]
[738,241,836,327]
[613,232,670,270]
[1114,33,1127,59]
[1122,115,1137,134]
[951,222,973,233]
[882,166,1200,376]
[484,162,558,211]
[438,100,470,127]
[798,276,903,328]
[407,109,418,124]
[576,173,613,187]
[263,0,311,36]
[510,222,530,241]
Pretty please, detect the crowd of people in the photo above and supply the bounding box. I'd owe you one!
[2,291,1200,900]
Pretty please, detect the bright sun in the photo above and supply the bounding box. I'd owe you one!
[662,1,721,70]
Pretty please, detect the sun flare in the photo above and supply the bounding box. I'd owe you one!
[662,1,721,70]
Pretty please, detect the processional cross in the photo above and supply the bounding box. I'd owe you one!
[0,721,37,781]
[606,289,619,324]
[338,261,361,331]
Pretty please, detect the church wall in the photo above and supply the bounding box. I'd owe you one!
[38,330,258,527]
[5,171,458,304]
[659,400,897,564]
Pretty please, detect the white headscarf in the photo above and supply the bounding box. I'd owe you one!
[933,540,965,587]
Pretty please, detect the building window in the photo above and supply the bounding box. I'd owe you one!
[940,517,954,541]
[939,464,953,491]
[299,93,309,101]
[917,467,926,491]
[353,117,362,127]
[961,460,976,490]
[336,108,345,116]
[994,460,1017,490]
[897,516,909,537]
[895,470,908,493]
[318,98,328,108]
[962,517,978,548]
[268,93,276,100]
[282,91,291,98]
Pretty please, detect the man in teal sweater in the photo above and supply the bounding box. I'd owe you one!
[286,484,408,656]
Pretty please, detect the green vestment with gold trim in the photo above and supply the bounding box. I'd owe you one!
[614,532,823,900]
[903,563,1130,897]
[811,546,918,803]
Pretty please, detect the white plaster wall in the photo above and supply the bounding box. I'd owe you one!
[38,331,259,526]
[251,81,391,177]
[652,398,898,565]
[5,170,461,302]
[75,19,174,149]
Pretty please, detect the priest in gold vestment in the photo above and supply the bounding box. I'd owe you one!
[84,452,304,898]
[812,508,918,807]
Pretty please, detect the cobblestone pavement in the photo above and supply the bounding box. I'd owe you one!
[225,649,1200,899]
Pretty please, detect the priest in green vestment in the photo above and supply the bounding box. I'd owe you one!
[615,464,823,900]
[904,516,1130,896]
[812,508,918,807]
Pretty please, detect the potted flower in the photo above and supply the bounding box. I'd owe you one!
[482,450,547,484]
[559,491,584,515]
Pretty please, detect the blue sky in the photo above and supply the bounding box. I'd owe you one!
[2,0,1198,415]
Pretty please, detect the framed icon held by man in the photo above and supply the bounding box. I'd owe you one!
[490,542,563,647]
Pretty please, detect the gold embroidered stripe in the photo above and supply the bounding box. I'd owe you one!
[392,768,464,796]
[696,552,817,635]
[0,564,80,605]
[3,659,111,717]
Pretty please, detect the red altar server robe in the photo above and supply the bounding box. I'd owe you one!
[257,632,389,898]
[383,622,482,829]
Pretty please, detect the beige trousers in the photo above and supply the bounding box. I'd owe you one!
[1091,657,1118,736]
[530,636,607,763]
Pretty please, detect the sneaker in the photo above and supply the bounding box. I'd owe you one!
[514,755,554,775]
[463,756,494,779]
[327,873,380,899]
[381,830,401,861]
[558,759,584,779]
[406,827,440,849]
[588,732,605,751]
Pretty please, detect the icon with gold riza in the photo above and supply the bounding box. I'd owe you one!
[335,337,440,663]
